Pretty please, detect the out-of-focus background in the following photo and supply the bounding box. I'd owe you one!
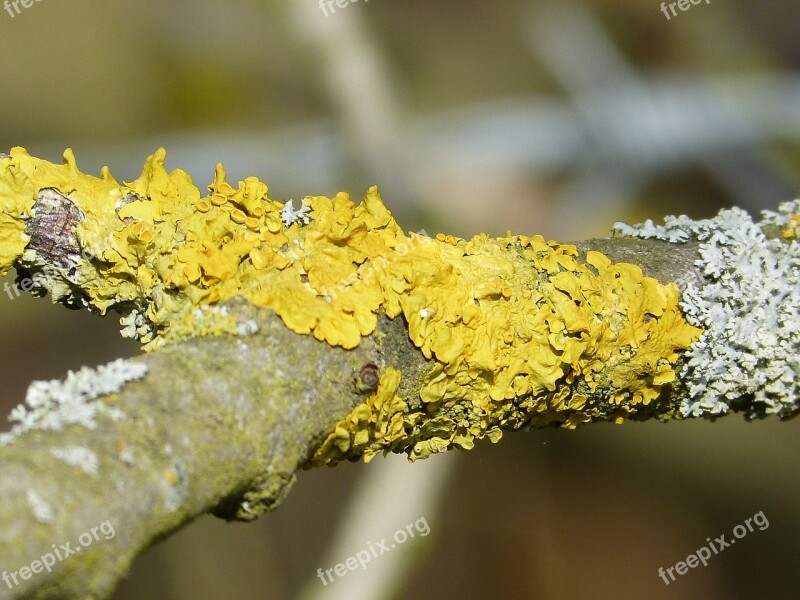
[1,1,799,598]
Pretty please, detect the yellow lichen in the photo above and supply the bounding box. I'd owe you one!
[782,213,800,240]
[0,148,703,463]
[164,469,179,486]
[310,368,409,465]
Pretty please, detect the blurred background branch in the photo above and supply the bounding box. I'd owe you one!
[1,1,798,598]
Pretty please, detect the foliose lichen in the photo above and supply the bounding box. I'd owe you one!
[1,149,703,462]
[614,202,800,419]
[0,358,147,446]
[280,198,313,227]
[310,368,408,465]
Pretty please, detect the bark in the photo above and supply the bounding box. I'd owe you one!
[0,302,427,599]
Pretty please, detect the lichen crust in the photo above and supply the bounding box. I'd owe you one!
[1,149,702,460]
[615,202,800,420]
[0,358,147,446]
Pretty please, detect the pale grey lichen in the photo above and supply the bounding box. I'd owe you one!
[0,358,148,446]
[161,463,188,513]
[614,203,800,419]
[236,319,259,336]
[192,304,229,321]
[119,447,136,465]
[612,217,695,243]
[280,198,312,227]
[26,489,54,524]
[51,445,99,476]
[120,308,154,341]
[761,199,800,228]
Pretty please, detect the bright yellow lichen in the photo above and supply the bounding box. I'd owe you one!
[310,367,410,466]
[0,148,703,463]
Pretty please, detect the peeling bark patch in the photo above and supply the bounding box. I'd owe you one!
[26,187,84,271]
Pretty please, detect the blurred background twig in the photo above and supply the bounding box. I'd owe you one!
[1,1,798,598]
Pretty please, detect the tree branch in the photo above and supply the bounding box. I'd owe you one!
[0,303,428,599]
[1,148,798,598]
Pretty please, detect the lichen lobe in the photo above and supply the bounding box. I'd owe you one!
[0,148,705,465]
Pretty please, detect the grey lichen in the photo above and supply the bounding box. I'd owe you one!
[236,319,260,336]
[119,309,154,341]
[161,463,189,513]
[50,445,100,476]
[147,304,262,347]
[26,490,54,524]
[0,358,148,446]
[613,203,800,419]
[119,447,136,465]
[279,198,313,227]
